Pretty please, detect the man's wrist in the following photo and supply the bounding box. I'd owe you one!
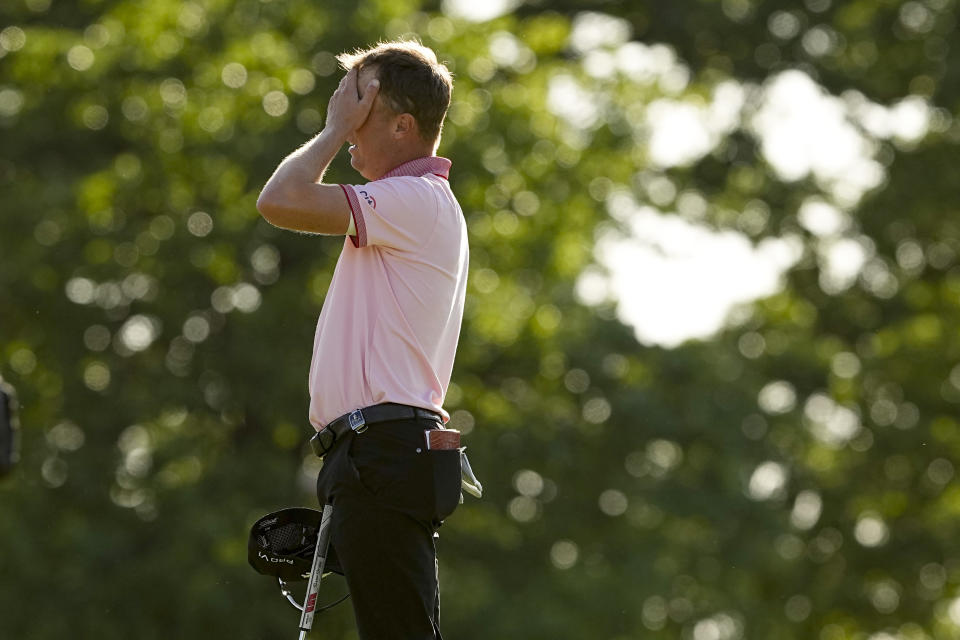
[320,124,350,144]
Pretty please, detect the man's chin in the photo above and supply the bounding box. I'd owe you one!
[351,159,377,181]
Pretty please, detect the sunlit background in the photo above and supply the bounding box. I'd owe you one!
[3,0,960,638]
[450,0,937,348]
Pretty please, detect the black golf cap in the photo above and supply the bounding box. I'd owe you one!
[248,507,344,581]
[248,508,323,581]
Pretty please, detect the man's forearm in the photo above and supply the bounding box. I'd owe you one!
[264,127,348,192]
[256,125,355,233]
[255,67,375,233]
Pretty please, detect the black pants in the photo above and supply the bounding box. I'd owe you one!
[316,416,462,640]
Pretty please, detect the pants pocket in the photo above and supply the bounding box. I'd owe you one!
[348,431,420,493]
[345,425,462,528]
[430,449,462,525]
[347,433,435,520]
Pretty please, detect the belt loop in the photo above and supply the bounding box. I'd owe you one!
[348,409,367,434]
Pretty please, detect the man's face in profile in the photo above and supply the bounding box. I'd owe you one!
[345,65,395,180]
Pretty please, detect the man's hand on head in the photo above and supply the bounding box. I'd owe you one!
[325,67,379,140]
[257,67,373,233]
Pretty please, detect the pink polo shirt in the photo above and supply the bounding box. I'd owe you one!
[307,156,468,430]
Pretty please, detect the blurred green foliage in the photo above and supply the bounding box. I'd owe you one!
[2,0,960,638]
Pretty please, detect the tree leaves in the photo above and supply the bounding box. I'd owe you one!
[3,0,960,638]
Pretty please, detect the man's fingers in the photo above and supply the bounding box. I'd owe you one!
[333,69,355,100]
[327,67,376,132]
[350,66,362,99]
[360,78,380,108]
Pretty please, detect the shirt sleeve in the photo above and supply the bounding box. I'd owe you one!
[339,178,439,251]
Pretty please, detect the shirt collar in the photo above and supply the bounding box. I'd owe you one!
[379,156,451,180]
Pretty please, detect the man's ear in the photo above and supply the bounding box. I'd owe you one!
[393,113,418,139]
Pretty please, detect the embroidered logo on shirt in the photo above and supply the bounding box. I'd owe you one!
[359,190,377,208]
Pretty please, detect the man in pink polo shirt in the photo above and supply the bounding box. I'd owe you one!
[256,41,468,639]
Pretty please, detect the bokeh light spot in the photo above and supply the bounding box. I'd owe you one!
[549,539,579,569]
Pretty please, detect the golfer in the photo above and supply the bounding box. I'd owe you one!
[256,41,467,639]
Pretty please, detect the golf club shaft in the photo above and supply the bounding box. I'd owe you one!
[297,503,334,638]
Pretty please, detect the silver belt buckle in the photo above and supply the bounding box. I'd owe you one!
[348,409,367,434]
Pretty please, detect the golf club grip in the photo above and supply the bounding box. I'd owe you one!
[298,503,334,634]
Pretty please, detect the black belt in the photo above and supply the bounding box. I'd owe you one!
[310,402,442,458]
